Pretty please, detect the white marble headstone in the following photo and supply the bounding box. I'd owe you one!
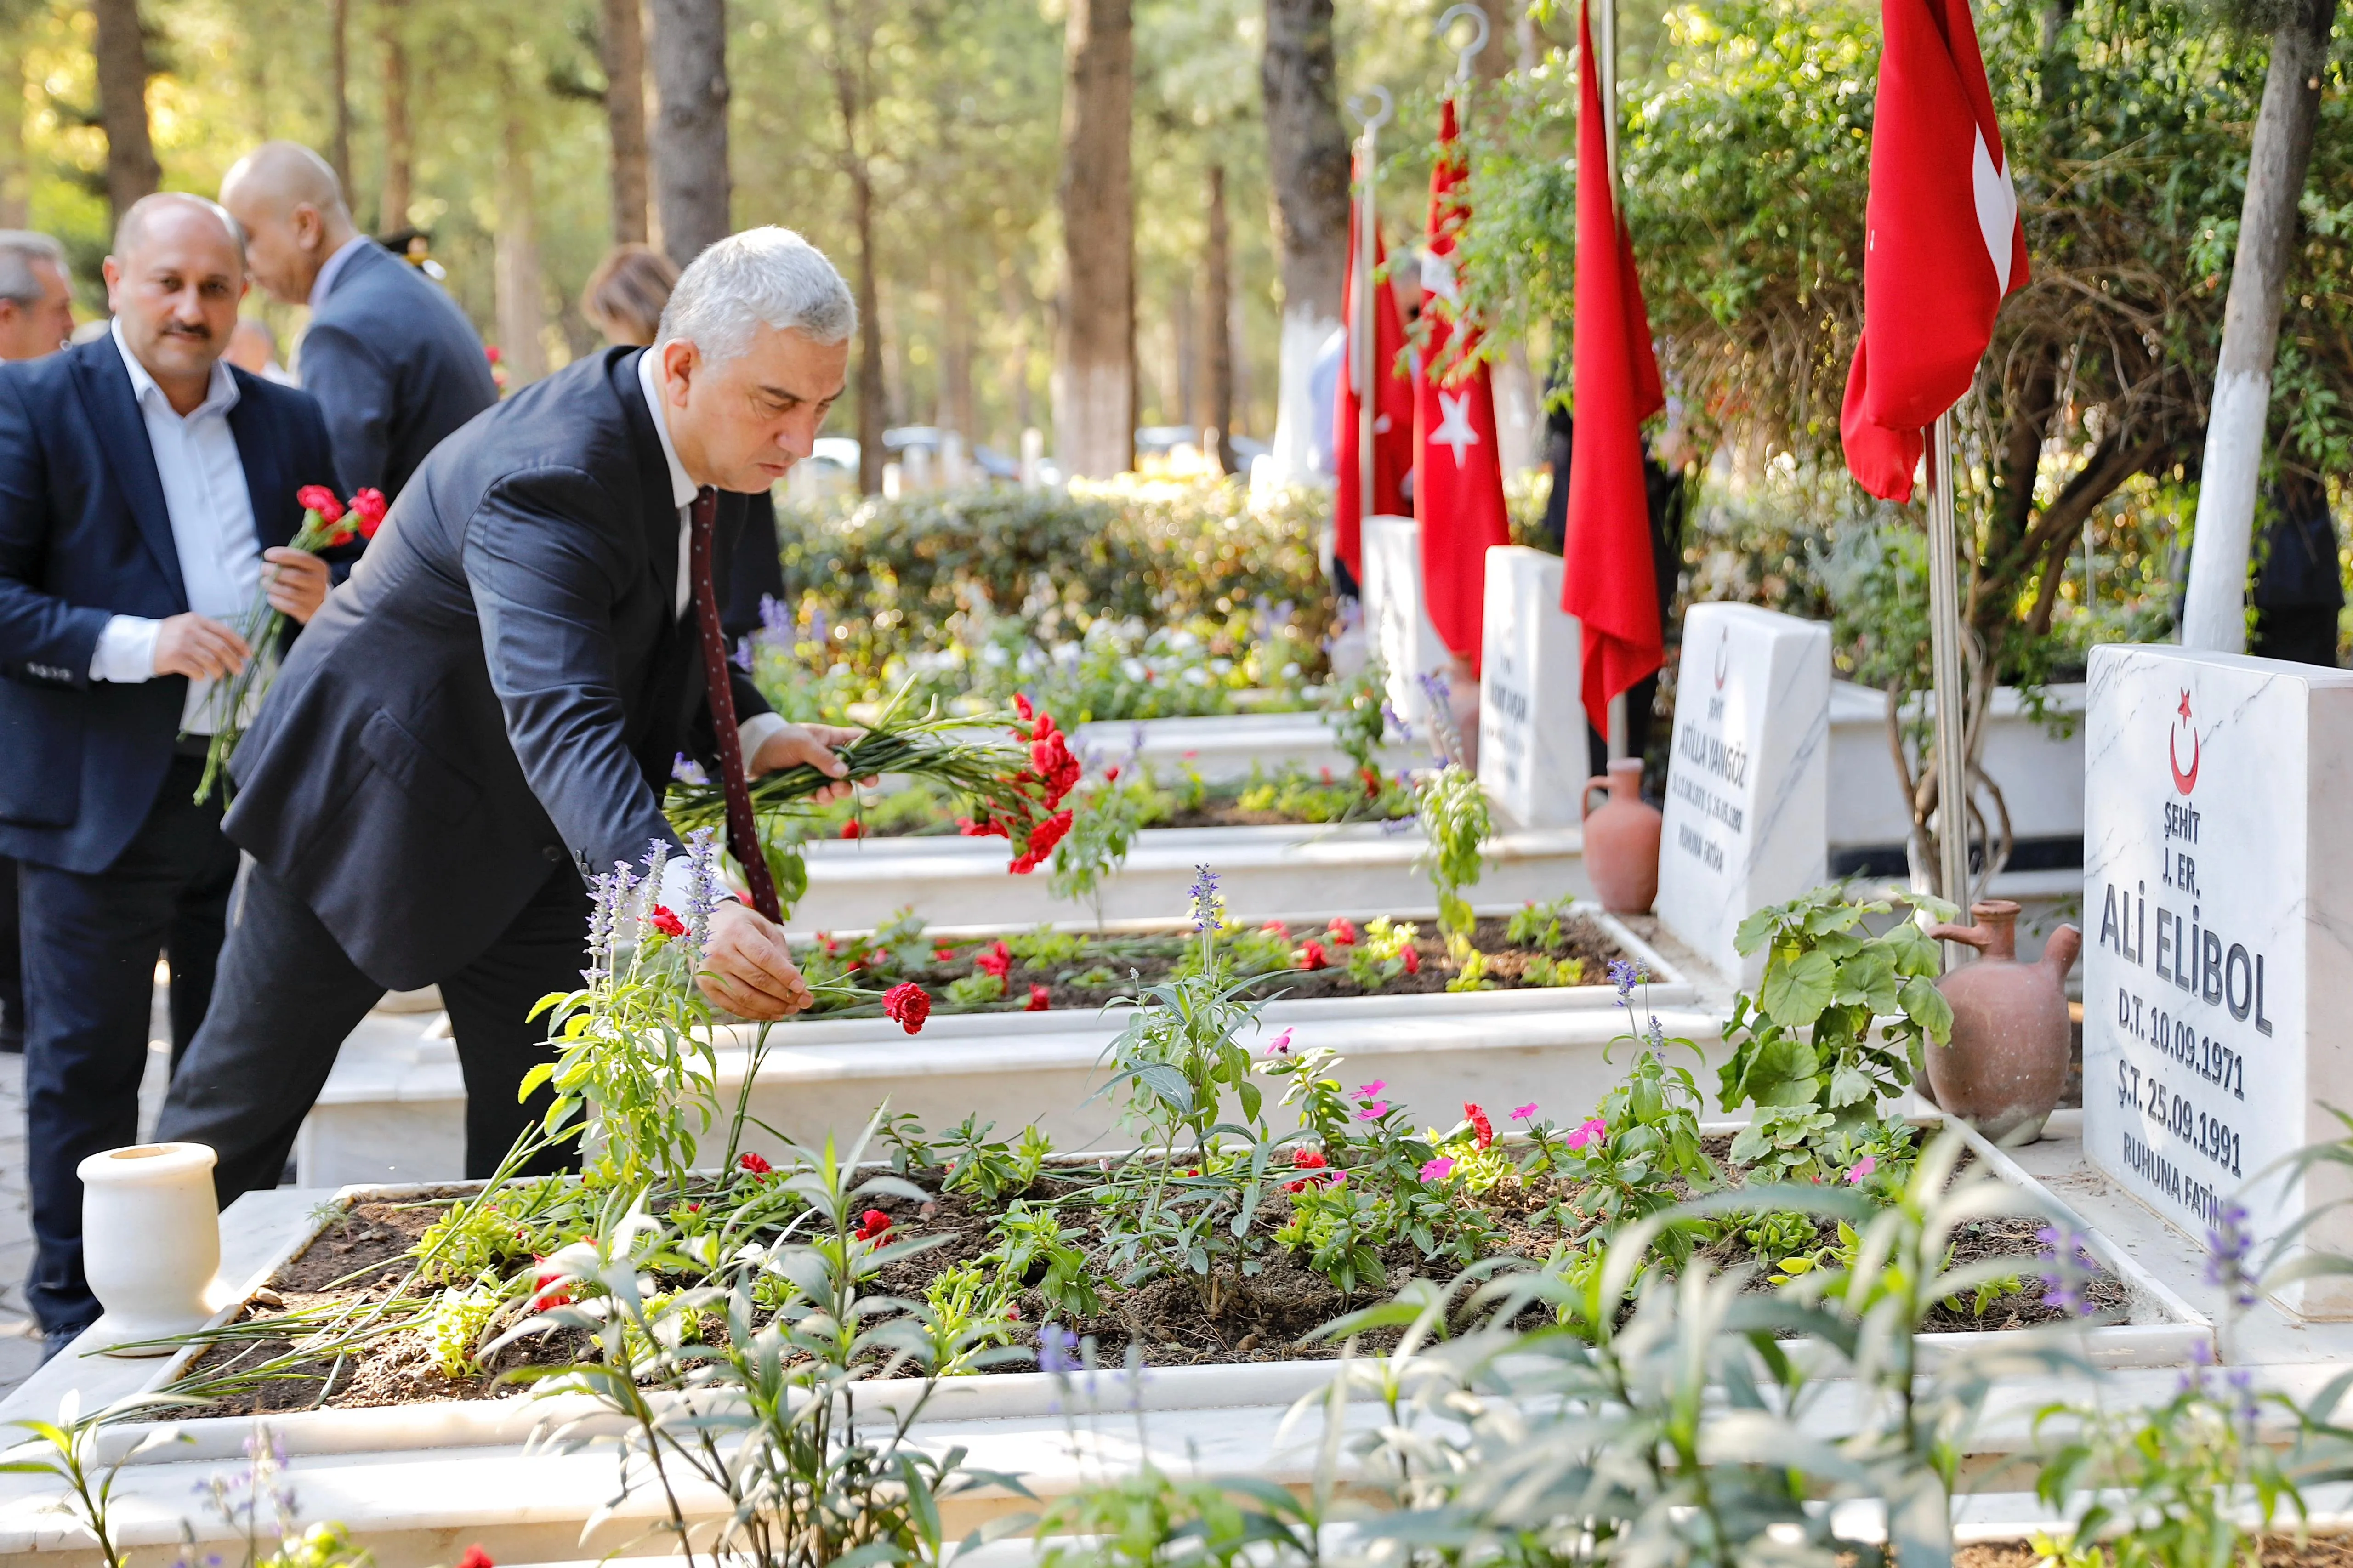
[2082,644,2353,1318]
[1361,515,1450,735]
[1478,546,1584,828]
[1654,603,1830,984]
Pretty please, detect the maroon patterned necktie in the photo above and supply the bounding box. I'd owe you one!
[688,487,782,921]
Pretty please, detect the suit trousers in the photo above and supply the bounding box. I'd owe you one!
[19,753,239,1336]
[156,854,587,1212]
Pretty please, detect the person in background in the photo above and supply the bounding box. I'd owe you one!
[584,242,786,644]
[219,142,497,501]
[0,195,340,1352]
[225,318,297,385]
[2250,464,2344,667]
[0,232,77,1060]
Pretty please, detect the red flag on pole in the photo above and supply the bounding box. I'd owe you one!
[1839,0,2029,501]
[1414,97,1512,673]
[1333,170,1414,583]
[1559,0,1665,736]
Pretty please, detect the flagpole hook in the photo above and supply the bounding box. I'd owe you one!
[1347,84,1393,134]
[1435,3,1490,83]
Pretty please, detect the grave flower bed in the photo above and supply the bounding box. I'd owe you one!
[148,880,2135,1419]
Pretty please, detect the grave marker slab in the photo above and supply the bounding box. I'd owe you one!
[1362,515,1450,734]
[2082,644,2353,1318]
[1478,546,1583,828]
[1654,603,1830,983]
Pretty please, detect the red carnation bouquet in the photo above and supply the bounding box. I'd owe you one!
[954,694,1080,874]
[190,483,386,803]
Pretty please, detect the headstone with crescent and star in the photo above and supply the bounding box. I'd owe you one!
[1477,545,1584,828]
[1654,602,1831,984]
[2081,643,2353,1318]
[1361,514,1452,738]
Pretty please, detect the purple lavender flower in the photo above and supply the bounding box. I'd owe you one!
[682,825,722,958]
[2204,1201,2258,1310]
[1036,1322,1078,1375]
[1608,959,1639,1003]
[1647,1015,1666,1053]
[672,752,710,787]
[733,635,754,672]
[1189,864,1223,932]
[2036,1223,2097,1318]
[758,592,792,639]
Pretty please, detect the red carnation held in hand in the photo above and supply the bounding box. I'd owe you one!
[296,484,344,523]
[882,982,931,1034]
[351,487,390,538]
[648,904,686,938]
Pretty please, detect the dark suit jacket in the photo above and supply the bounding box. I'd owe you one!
[222,347,774,989]
[0,336,340,874]
[301,240,500,500]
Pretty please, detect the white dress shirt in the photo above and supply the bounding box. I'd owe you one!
[635,349,785,911]
[90,320,263,734]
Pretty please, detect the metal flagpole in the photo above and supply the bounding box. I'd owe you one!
[1927,407,1972,957]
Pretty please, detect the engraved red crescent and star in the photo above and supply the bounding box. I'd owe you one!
[2170,687,2200,795]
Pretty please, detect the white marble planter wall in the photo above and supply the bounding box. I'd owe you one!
[789,819,1585,934]
[0,1117,2221,1568]
[1069,711,1409,787]
[297,916,1706,1188]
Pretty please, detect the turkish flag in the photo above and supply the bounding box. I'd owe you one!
[1559,0,1666,736]
[1414,97,1512,673]
[1333,165,1414,582]
[1839,0,2029,501]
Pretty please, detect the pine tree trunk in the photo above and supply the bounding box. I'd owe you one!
[379,0,413,233]
[648,0,730,267]
[825,0,883,495]
[1260,0,1348,483]
[328,0,352,198]
[2177,0,2341,652]
[496,104,548,384]
[90,0,159,223]
[1053,0,1135,478]
[1203,162,1236,475]
[940,257,974,448]
[0,30,28,231]
[602,0,651,244]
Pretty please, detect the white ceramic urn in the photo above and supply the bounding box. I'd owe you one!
[76,1142,227,1356]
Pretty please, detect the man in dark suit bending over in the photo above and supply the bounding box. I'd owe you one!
[158,227,860,1206]
[0,196,340,1346]
[220,142,499,501]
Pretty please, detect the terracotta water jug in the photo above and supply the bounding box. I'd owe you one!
[1923,900,2081,1146]
[1580,758,1662,914]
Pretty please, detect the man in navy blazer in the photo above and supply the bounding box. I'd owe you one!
[0,195,341,1346]
[159,228,861,1212]
[221,142,498,500]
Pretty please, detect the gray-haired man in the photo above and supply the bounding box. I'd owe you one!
[0,232,74,364]
[157,227,864,1204]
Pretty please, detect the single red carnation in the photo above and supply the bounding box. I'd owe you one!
[1283,1146,1330,1193]
[296,483,344,523]
[529,1258,570,1312]
[854,1209,892,1242]
[648,905,686,938]
[883,982,931,1034]
[352,487,389,537]
[1329,917,1359,946]
[1013,693,1034,722]
[841,818,864,839]
[739,1152,773,1174]
[1360,766,1381,800]
[1104,764,1120,784]
[1025,809,1074,862]
[1297,940,1328,971]
[975,939,1012,979]
[1464,1101,1494,1150]
[1401,944,1421,975]
[1025,983,1050,1011]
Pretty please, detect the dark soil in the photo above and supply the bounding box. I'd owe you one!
[884,913,1633,1014]
[173,1142,2129,1414]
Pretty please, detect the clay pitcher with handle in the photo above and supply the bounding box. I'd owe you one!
[1923,899,2081,1146]
[1580,758,1662,915]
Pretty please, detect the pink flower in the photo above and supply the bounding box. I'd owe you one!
[1265,1028,1294,1056]
[1355,1080,1387,1099]
[1844,1156,1877,1185]
[1356,1101,1389,1121]
[1566,1117,1608,1151]
[1419,1155,1456,1183]
[1511,1102,1540,1121]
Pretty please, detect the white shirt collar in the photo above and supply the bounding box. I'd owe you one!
[111,316,239,420]
[635,346,698,510]
[310,234,369,306]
